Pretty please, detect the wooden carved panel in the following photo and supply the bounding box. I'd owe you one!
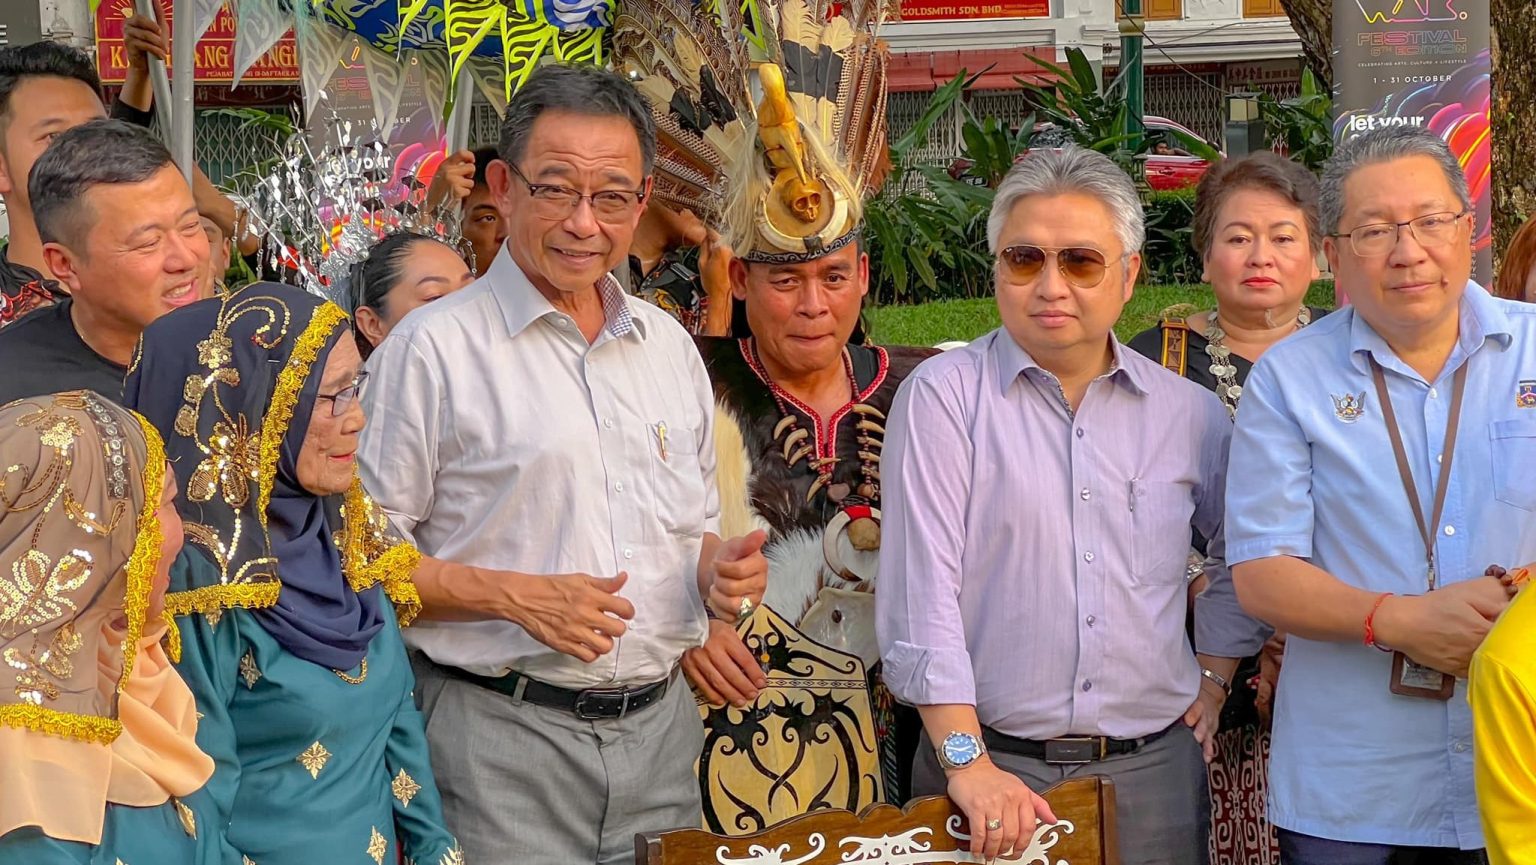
[641,776,1119,865]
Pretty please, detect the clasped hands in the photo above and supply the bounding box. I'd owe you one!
[505,530,768,664]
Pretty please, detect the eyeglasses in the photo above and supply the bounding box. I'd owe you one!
[998,245,1117,288]
[1332,211,1467,258]
[316,371,369,418]
[507,163,646,224]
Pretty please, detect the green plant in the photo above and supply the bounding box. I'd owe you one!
[1016,48,1145,175]
[1254,68,1333,172]
[207,107,299,196]
[865,72,998,304]
[1142,187,1201,285]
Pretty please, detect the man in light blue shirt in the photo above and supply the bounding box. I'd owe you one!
[1223,126,1525,863]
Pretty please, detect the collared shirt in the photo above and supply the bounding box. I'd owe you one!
[1472,586,1536,865]
[359,246,719,689]
[876,328,1239,740]
[1224,283,1536,849]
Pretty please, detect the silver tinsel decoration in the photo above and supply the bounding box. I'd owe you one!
[233,101,464,310]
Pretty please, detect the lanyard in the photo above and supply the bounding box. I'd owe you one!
[1368,358,1468,591]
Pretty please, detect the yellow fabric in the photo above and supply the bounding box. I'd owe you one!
[101,619,213,807]
[1471,586,1536,865]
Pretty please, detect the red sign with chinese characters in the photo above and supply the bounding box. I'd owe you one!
[897,0,1049,21]
[94,0,299,85]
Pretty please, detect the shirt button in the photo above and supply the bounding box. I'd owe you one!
[1429,387,1439,398]
[615,481,625,493]
[604,418,614,429]
[1082,680,1093,692]
[1080,488,1091,501]
[1083,552,1095,563]
[1086,615,1096,626]
[1436,453,1443,464]
[1075,428,1085,439]
[1444,525,1455,536]
[623,549,634,560]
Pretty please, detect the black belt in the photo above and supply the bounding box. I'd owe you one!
[439,662,672,721]
[983,723,1175,765]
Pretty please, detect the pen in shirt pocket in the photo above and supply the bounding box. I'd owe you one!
[653,421,669,462]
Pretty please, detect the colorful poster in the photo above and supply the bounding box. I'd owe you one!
[897,0,1048,22]
[94,0,299,85]
[1333,0,1491,284]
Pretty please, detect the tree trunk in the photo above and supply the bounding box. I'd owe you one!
[1279,0,1333,91]
[1491,0,1536,279]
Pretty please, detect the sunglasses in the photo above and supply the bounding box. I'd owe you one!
[998,245,1117,288]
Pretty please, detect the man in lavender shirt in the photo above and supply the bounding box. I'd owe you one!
[876,147,1263,865]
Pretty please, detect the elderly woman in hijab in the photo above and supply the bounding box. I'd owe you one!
[123,284,461,865]
[0,391,224,863]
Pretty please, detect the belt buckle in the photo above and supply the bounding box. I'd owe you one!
[1043,737,1102,765]
[573,687,631,720]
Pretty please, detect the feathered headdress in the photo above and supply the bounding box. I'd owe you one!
[614,0,890,263]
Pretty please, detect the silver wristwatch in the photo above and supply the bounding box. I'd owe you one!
[936,731,987,771]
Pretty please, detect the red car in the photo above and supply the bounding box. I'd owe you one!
[948,115,1220,191]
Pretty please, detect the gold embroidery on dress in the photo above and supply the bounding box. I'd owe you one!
[4,623,83,703]
[298,741,330,778]
[188,417,260,507]
[440,846,465,865]
[239,649,262,689]
[0,550,92,637]
[337,480,423,626]
[392,768,421,808]
[175,798,197,838]
[368,826,388,865]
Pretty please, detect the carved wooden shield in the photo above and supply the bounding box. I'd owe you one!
[697,604,884,836]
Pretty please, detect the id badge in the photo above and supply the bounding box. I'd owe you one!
[1390,651,1454,701]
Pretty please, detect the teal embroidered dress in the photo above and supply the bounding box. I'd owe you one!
[123,284,461,865]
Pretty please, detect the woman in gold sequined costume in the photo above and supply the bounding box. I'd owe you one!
[0,391,227,864]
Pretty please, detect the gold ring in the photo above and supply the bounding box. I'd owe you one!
[737,597,754,619]
[986,818,1002,831]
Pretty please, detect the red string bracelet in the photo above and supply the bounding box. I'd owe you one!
[1363,592,1394,652]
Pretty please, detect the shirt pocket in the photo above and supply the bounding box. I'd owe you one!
[649,421,707,538]
[1489,418,1536,510]
[1130,478,1195,585]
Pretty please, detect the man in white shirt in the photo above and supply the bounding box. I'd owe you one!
[359,64,768,865]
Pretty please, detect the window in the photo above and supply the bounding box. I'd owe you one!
[1118,0,1182,21]
[1243,0,1286,16]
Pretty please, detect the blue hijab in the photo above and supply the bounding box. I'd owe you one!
[125,283,385,670]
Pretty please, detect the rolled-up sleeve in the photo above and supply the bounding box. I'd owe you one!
[1193,391,1271,657]
[876,368,978,707]
[1224,354,1315,566]
[359,334,443,543]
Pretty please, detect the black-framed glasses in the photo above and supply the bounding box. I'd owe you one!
[316,371,369,418]
[507,163,646,224]
[998,244,1119,288]
[1331,210,1468,258]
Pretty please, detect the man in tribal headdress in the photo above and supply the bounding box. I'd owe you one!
[615,0,931,833]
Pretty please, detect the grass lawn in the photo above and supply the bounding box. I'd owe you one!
[867,282,1339,346]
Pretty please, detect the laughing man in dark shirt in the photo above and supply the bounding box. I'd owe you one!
[0,119,208,405]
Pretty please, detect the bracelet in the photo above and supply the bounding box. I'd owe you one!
[1199,667,1231,695]
[1363,592,1394,652]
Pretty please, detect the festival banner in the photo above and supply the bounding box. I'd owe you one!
[896,0,1048,22]
[94,0,298,84]
[1333,0,1491,284]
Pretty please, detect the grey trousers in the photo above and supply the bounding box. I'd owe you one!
[414,657,705,865]
[912,726,1210,865]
